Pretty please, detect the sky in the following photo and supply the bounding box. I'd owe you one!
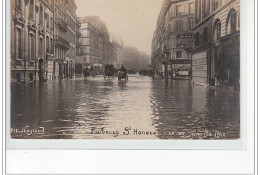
[75,0,164,55]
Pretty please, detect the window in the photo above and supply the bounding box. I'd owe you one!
[16,28,22,59]
[189,3,194,14]
[202,0,206,18]
[176,37,181,47]
[188,19,193,30]
[29,0,34,19]
[195,33,199,46]
[230,11,237,33]
[39,38,43,57]
[46,14,49,29]
[176,21,182,31]
[29,34,34,61]
[176,6,182,16]
[50,38,53,54]
[39,6,43,25]
[214,0,222,10]
[16,0,22,11]
[176,51,182,59]
[46,36,49,53]
[226,9,237,35]
[203,27,208,42]
[50,17,53,30]
[216,20,221,39]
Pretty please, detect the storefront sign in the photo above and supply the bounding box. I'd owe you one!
[192,52,207,84]
[173,64,191,69]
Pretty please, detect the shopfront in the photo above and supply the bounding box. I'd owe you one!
[171,59,191,78]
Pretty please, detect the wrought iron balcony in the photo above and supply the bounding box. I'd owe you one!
[54,35,70,49]
[55,18,67,32]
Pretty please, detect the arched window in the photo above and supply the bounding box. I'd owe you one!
[29,0,34,19]
[226,9,237,35]
[214,19,221,40]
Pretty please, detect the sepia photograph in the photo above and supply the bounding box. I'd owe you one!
[10,0,240,140]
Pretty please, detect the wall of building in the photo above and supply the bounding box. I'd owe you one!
[192,0,240,89]
[11,0,55,83]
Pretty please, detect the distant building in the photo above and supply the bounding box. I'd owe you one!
[78,16,122,73]
[191,0,240,90]
[78,16,106,73]
[121,47,150,72]
[11,0,55,82]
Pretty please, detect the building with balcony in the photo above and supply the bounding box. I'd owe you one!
[163,0,194,78]
[54,0,77,79]
[11,0,55,82]
[151,0,194,78]
[191,0,240,90]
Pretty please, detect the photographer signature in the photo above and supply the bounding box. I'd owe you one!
[11,126,44,136]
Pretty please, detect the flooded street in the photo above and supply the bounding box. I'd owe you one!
[11,75,240,139]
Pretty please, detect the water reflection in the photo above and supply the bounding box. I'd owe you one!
[151,78,239,139]
[11,75,239,139]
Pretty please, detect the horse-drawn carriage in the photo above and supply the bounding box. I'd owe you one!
[104,65,115,79]
[118,67,128,81]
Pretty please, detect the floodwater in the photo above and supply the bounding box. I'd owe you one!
[11,75,240,139]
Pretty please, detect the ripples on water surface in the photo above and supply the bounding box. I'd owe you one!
[11,75,240,139]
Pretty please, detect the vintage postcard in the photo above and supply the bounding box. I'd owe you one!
[9,0,241,142]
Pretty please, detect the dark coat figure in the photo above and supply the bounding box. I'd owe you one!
[83,67,90,78]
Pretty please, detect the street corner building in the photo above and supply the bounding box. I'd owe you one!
[151,0,240,90]
[151,0,195,80]
[10,0,78,83]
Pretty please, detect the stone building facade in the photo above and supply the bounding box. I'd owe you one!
[54,0,77,79]
[191,0,240,90]
[152,0,195,78]
[79,16,104,73]
[11,0,55,82]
